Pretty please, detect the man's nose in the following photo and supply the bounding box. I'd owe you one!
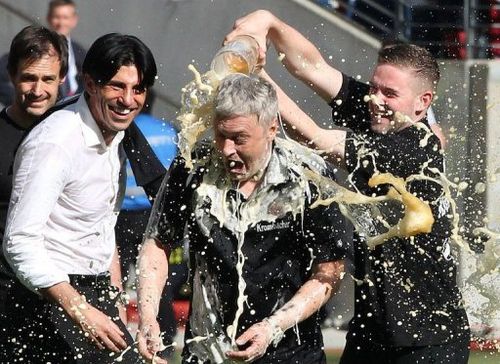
[220,138,235,156]
[119,88,134,106]
[371,90,386,105]
[31,81,43,97]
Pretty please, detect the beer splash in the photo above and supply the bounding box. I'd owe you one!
[177,65,220,170]
[165,65,441,362]
[307,170,434,248]
[463,227,500,349]
[177,68,436,246]
[407,165,500,349]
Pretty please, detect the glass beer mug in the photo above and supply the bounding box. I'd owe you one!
[210,35,260,78]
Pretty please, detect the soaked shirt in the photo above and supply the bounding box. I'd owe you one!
[153,139,348,363]
[330,74,469,346]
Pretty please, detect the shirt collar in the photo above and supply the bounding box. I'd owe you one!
[261,141,288,187]
[261,138,329,191]
[222,142,287,194]
[77,94,124,149]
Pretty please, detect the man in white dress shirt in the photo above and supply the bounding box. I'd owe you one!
[2,32,156,364]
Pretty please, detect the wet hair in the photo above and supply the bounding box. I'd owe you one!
[7,25,68,78]
[377,43,440,90]
[82,33,157,90]
[214,74,278,126]
[47,0,76,16]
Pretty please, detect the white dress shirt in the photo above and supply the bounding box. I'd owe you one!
[3,95,126,291]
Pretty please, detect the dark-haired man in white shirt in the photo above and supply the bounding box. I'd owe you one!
[3,32,156,364]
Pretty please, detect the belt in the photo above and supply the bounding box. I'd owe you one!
[68,272,111,287]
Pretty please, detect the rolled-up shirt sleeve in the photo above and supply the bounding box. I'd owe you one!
[3,135,72,292]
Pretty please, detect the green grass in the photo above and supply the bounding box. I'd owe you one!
[166,349,499,363]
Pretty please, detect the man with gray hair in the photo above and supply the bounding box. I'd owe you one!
[136,74,348,363]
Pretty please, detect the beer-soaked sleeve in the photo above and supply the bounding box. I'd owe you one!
[145,156,195,251]
[304,165,350,263]
[329,73,372,134]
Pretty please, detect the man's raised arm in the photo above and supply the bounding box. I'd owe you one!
[226,9,343,102]
[260,69,346,165]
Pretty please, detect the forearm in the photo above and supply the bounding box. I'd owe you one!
[261,69,346,164]
[136,238,169,323]
[228,10,342,100]
[109,246,124,291]
[40,281,86,320]
[42,280,129,352]
[267,17,322,74]
[267,261,344,332]
[266,15,342,101]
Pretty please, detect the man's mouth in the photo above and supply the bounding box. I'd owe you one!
[364,95,391,120]
[371,104,396,126]
[26,96,47,105]
[372,103,392,117]
[109,105,133,116]
[227,160,245,172]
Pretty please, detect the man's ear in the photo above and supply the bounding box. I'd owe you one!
[83,73,96,94]
[416,90,433,113]
[268,117,278,139]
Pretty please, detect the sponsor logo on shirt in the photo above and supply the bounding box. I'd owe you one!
[255,221,290,233]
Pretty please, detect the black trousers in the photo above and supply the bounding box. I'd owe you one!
[0,275,142,363]
[339,336,470,364]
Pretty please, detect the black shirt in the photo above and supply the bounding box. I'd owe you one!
[329,75,469,346]
[0,108,26,245]
[153,140,348,363]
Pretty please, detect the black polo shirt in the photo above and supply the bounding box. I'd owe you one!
[329,75,469,346]
[153,141,348,363]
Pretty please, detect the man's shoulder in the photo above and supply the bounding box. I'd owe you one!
[41,102,81,127]
[71,40,86,51]
[392,124,442,155]
[330,74,371,129]
[47,94,80,115]
[71,40,87,62]
[0,109,26,150]
[0,108,20,132]
[333,74,370,103]
[26,102,83,146]
[275,138,328,172]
